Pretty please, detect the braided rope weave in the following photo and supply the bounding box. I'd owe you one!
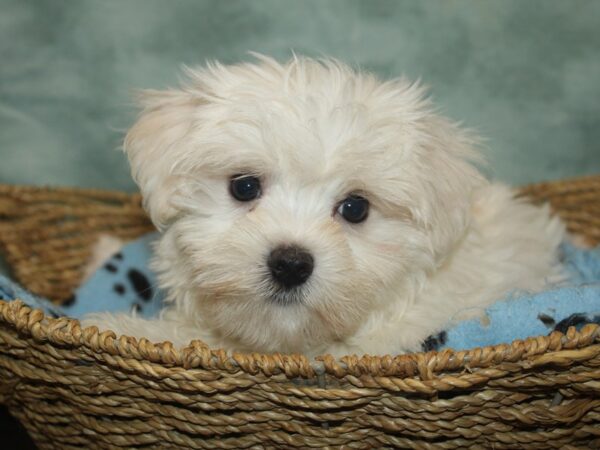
[0,176,599,449]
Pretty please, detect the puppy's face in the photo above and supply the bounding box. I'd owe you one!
[125,56,484,354]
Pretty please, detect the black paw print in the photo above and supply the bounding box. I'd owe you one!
[63,251,154,313]
[107,253,153,313]
[62,252,154,312]
[421,331,447,352]
[538,312,600,334]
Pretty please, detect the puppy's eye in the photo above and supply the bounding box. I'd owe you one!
[337,195,369,223]
[230,175,261,202]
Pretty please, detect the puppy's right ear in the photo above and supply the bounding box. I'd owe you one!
[124,89,201,230]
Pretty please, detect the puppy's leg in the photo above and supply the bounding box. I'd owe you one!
[81,311,218,349]
[82,234,125,283]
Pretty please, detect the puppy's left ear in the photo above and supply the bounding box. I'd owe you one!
[124,89,202,229]
[417,115,486,260]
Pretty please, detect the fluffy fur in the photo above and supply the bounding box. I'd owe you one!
[83,55,565,357]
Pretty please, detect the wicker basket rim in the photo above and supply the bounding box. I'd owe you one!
[1,298,598,381]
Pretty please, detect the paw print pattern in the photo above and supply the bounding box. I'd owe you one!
[537,313,555,327]
[126,268,153,302]
[62,294,76,307]
[64,251,154,314]
[113,283,125,295]
[538,312,600,333]
[104,253,154,313]
[421,331,447,352]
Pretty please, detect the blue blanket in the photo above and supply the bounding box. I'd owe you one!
[1,232,599,352]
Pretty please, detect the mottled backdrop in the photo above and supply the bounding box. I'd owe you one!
[1,0,599,191]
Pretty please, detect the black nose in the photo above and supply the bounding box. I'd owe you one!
[268,246,314,289]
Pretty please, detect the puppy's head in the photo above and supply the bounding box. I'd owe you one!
[125,55,484,354]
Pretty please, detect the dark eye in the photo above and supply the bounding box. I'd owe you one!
[337,195,369,223]
[230,175,261,202]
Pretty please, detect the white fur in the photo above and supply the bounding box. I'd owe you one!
[83,55,565,357]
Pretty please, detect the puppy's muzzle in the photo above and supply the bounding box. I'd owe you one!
[268,245,314,289]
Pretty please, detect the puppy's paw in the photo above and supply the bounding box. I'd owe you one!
[82,234,125,283]
[80,311,128,335]
[80,311,155,342]
[80,311,209,348]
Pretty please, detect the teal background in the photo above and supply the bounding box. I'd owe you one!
[1,0,599,191]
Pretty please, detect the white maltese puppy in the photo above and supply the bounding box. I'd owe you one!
[85,55,565,357]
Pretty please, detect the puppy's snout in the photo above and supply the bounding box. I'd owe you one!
[268,246,314,289]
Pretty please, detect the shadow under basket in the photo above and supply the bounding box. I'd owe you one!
[0,176,599,449]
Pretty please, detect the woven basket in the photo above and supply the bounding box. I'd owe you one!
[0,176,599,449]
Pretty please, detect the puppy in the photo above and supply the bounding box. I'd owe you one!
[84,55,565,357]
